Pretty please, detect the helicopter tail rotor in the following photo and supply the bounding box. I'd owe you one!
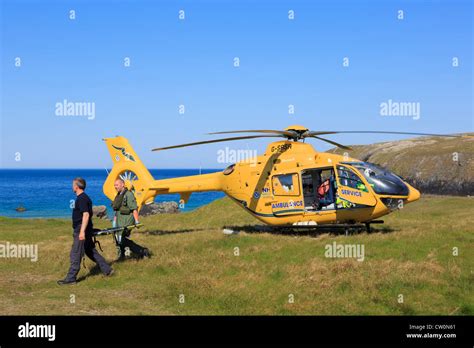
[103,136,157,210]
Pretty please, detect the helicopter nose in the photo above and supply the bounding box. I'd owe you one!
[406,184,421,203]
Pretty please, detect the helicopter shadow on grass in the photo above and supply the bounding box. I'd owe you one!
[144,228,205,236]
[223,224,397,238]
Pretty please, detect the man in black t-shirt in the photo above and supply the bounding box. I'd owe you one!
[58,177,113,285]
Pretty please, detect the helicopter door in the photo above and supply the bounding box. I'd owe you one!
[302,167,337,212]
[271,173,304,216]
[334,165,377,207]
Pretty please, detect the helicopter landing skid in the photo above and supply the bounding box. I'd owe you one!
[239,220,385,235]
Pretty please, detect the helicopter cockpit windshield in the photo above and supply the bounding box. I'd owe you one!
[344,162,409,196]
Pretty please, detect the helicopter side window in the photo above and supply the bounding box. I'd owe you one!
[337,166,368,192]
[272,173,300,196]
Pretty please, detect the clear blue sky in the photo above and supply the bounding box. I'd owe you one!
[1,0,472,169]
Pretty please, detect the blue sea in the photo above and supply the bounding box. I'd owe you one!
[0,169,225,218]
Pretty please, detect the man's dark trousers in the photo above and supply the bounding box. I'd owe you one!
[65,226,111,281]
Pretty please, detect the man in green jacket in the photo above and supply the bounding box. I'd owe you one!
[112,178,150,260]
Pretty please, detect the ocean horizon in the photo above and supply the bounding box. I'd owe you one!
[0,169,225,218]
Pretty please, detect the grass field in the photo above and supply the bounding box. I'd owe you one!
[0,196,473,315]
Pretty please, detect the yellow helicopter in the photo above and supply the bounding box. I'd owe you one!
[102,125,456,230]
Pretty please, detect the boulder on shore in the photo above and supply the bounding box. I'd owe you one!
[139,201,180,217]
[92,205,108,219]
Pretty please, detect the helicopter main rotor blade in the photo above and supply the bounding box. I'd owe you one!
[308,135,353,151]
[302,131,338,137]
[307,131,460,137]
[151,135,284,151]
[209,129,297,138]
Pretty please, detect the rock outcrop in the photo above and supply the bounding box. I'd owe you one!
[139,201,180,217]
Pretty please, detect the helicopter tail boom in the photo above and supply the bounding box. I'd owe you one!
[150,172,224,195]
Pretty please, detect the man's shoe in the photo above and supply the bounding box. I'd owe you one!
[105,269,114,277]
[57,279,76,285]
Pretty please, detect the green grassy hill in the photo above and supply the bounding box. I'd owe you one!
[0,196,473,315]
[328,133,474,195]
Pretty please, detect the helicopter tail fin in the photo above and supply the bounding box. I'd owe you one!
[102,136,156,210]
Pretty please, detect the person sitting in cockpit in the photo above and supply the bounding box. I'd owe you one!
[317,175,335,209]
